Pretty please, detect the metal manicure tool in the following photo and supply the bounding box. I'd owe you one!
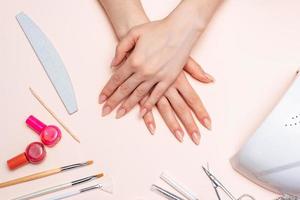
[151,184,185,200]
[202,166,255,200]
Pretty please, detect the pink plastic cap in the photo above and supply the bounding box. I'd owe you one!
[26,115,46,134]
[25,142,46,164]
[40,125,62,147]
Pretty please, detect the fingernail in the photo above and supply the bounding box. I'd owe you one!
[203,118,212,130]
[111,57,117,66]
[140,108,148,117]
[192,131,200,145]
[175,130,184,143]
[99,94,107,104]
[102,105,112,117]
[205,73,215,83]
[116,108,126,119]
[147,123,156,135]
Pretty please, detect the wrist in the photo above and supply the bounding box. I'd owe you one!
[166,0,223,33]
[117,14,149,38]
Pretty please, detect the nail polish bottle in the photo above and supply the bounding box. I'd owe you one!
[7,142,46,170]
[26,115,62,147]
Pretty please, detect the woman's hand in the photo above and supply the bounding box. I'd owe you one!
[141,61,212,145]
[99,16,205,117]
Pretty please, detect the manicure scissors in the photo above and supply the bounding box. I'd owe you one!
[202,166,255,200]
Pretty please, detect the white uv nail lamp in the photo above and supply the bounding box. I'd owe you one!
[231,71,300,197]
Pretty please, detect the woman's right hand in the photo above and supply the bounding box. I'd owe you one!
[99,15,206,118]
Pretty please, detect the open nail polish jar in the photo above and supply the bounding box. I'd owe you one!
[26,115,61,147]
[7,142,46,170]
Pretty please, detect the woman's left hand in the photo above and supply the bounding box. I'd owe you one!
[140,62,212,145]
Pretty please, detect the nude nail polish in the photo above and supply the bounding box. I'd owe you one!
[175,130,183,142]
[192,132,200,145]
[99,94,107,104]
[116,108,126,119]
[205,73,215,83]
[102,106,112,117]
[203,118,212,130]
[148,123,155,135]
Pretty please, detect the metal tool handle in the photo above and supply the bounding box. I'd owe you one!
[46,190,80,200]
[12,183,71,200]
[152,184,185,200]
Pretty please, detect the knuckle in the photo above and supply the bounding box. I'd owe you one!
[157,99,168,109]
[106,99,116,107]
[189,94,200,104]
[177,104,188,114]
[135,88,145,98]
[112,73,122,84]
[119,84,131,94]
[140,67,155,78]
[129,56,143,69]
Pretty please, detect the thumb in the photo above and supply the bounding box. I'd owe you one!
[184,57,215,83]
[111,28,140,67]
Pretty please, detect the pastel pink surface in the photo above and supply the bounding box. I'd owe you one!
[1,0,300,199]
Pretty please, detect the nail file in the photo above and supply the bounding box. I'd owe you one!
[16,12,78,115]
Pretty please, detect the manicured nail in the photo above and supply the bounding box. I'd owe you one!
[102,105,112,117]
[147,123,156,135]
[116,108,126,119]
[192,131,200,145]
[99,94,107,104]
[203,118,212,130]
[205,73,215,83]
[174,130,184,143]
[110,57,117,67]
[140,108,148,117]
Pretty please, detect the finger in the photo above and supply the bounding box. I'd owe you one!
[111,29,139,67]
[117,81,155,117]
[102,74,142,118]
[99,63,133,104]
[166,89,200,145]
[157,96,184,143]
[140,95,156,134]
[184,57,215,83]
[177,75,212,130]
[142,109,156,135]
[141,81,169,117]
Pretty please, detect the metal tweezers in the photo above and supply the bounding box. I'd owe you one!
[202,166,255,200]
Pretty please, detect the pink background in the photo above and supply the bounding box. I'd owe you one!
[1,0,300,199]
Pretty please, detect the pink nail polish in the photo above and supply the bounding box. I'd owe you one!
[7,142,46,170]
[26,115,61,147]
[102,105,112,117]
[99,94,107,104]
[116,108,126,119]
[192,131,200,145]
